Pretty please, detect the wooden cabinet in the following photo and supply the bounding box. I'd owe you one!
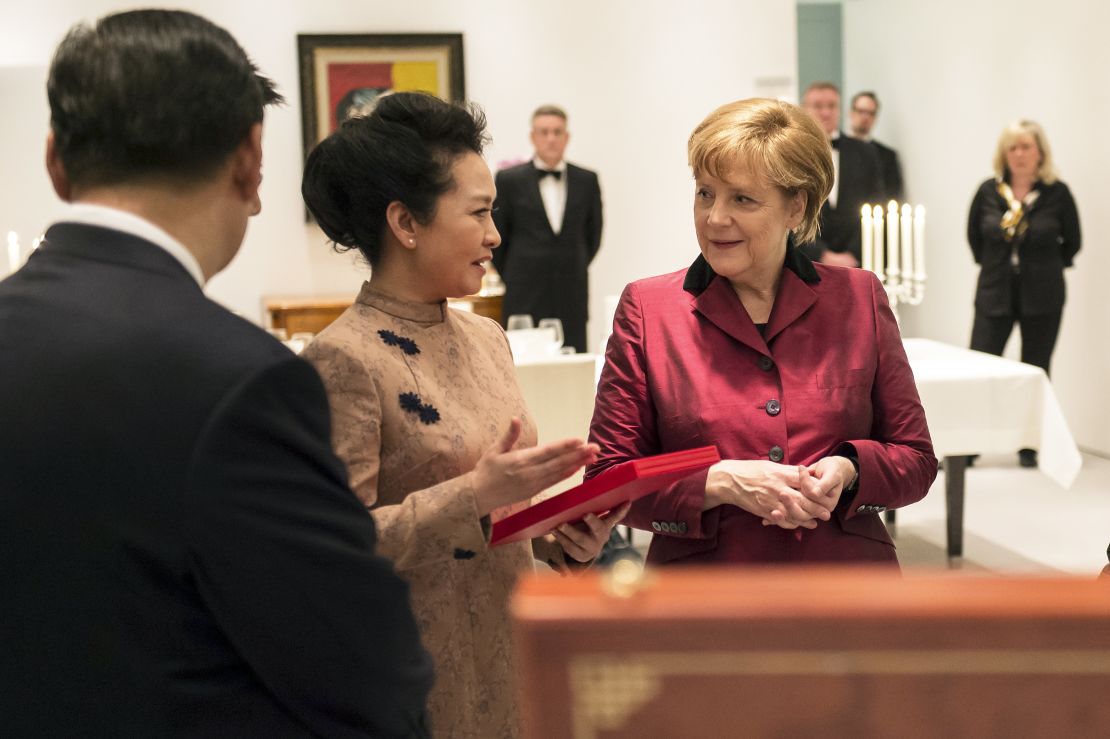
[264,294,503,336]
[512,567,1110,738]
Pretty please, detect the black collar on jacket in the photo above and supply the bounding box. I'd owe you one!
[682,233,821,295]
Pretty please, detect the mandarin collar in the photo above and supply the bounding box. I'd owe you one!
[356,282,446,324]
[682,233,820,295]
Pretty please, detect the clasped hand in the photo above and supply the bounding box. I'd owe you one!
[706,456,855,529]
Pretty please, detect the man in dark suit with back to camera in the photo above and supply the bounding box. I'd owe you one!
[0,10,432,737]
[848,90,904,203]
[493,105,603,353]
[801,81,885,267]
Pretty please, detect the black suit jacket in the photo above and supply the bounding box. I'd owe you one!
[0,223,433,737]
[968,178,1081,316]
[805,134,885,263]
[871,139,904,202]
[492,161,602,352]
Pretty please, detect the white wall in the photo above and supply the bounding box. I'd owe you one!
[843,0,1110,455]
[0,0,797,355]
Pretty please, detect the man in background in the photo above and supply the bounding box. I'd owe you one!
[801,81,885,266]
[493,105,603,353]
[849,90,904,202]
[0,10,432,737]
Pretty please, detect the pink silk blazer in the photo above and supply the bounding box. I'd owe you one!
[586,248,937,565]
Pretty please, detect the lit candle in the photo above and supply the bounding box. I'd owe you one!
[886,200,899,281]
[901,203,913,282]
[913,205,926,280]
[872,204,884,279]
[860,205,873,273]
[6,231,20,275]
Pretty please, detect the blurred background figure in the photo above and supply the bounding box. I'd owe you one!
[492,105,603,353]
[848,90,903,202]
[800,81,885,267]
[967,120,1080,468]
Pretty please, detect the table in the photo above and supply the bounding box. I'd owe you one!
[514,354,599,495]
[901,338,1082,557]
[514,339,1083,559]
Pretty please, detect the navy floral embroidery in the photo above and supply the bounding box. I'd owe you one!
[454,548,476,560]
[399,392,440,425]
[378,329,420,355]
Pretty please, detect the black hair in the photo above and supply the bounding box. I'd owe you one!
[301,91,489,267]
[47,9,283,188]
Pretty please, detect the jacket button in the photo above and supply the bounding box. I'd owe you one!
[765,399,781,416]
[769,446,784,463]
[759,356,774,371]
[678,522,688,534]
[668,522,679,533]
[651,521,662,532]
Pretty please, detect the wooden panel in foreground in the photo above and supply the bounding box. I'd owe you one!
[511,566,1110,739]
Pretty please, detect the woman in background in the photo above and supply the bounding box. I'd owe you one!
[968,120,1080,467]
[301,92,626,737]
[587,98,935,567]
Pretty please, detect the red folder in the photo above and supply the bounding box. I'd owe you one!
[489,446,720,547]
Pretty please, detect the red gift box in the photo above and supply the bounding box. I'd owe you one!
[489,446,720,546]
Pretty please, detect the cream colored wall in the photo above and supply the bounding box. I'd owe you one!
[842,0,1110,455]
[0,0,798,355]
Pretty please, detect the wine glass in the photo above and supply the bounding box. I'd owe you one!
[506,314,534,331]
[537,318,564,355]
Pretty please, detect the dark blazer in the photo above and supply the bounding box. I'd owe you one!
[872,139,904,202]
[586,244,936,566]
[492,161,602,353]
[0,224,433,738]
[805,133,885,263]
[968,178,1081,316]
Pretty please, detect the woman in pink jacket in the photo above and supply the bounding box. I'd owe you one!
[587,98,936,566]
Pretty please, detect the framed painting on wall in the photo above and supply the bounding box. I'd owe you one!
[297,33,465,162]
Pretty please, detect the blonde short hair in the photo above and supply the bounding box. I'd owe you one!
[688,98,833,244]
[992,120,1058,185]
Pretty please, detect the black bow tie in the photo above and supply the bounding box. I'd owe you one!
[536,168,562,180]
[830,137,841,150]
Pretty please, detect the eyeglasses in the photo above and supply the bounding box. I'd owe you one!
[851,108,878,116]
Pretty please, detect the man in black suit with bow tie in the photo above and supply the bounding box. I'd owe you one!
[801,82,886,266]
[493,105,603,353]
[0,10,432,737]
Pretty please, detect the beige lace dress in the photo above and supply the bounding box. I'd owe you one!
[302,283,568,738]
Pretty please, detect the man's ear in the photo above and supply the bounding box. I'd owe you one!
[45,131,72,202]
[385,200,418,251]
[231,123,264,214]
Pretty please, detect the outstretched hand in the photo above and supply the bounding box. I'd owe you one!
[470,418,599,516]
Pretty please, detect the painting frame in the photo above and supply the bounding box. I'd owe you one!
[297,33,465,165]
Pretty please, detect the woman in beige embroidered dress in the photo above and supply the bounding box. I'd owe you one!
[300,92,627,738]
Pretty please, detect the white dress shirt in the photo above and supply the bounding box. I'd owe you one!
[57,202,206,286]
[532,156,567,235]
[828,131,841,210]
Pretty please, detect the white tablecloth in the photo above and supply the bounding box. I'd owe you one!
[513,339,1083,493]
[904,339,1081,489]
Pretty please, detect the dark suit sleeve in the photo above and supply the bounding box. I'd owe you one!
[885,149,904,202]
[1059,183,1081,267]
[967,183,988,265]
[586,172,603,263]
[183,357,433,739]
[492,170,512,274]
